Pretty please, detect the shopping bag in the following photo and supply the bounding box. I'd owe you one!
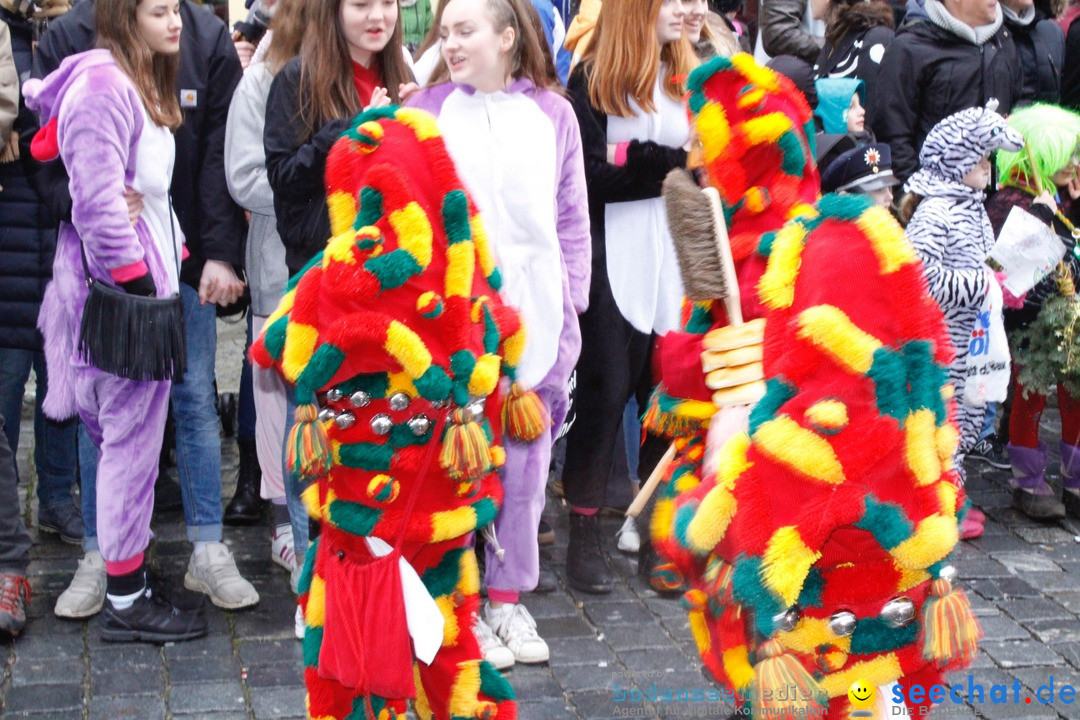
[964,281,1011,406]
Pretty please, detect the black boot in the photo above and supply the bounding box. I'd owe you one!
[566,512,613,594]
[224,438,266,526]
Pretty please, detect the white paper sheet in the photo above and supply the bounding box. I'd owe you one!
[988,206,1066,297]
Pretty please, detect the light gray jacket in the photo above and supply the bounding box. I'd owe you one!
[224,61,288,317]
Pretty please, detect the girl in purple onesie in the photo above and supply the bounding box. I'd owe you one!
[409,0,591,670]
[25,0,207,643]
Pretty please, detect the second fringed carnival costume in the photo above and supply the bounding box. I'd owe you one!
[251,107,537,720]
[650,55,981,717]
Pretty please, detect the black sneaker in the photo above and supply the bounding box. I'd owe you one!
[968,438,1011,470]
[100,587,208,644]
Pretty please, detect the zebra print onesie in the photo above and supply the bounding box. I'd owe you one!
[904,103,1024,480]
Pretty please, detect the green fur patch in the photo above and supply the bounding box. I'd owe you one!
[758,231,778,257]
[473,497,498,528]
[817,192,871,221]
[479,659,516,701]
[777,130,805,177]
[297,344,346,396]
[796,567,824,608]
[686,302,715,334]
[732,555,781,637]
[420,548,466,598]
[327,499,382,536]
[749,377,798,435]
[337,372,391,400]
[388,423,433,447]
[902,341,947,422]
[442,190,472,244]
[487,266,502,292]
[856,497,913,550]
[673,501,701,550]
[347,693,386,720]
[298,536,319,595]
[364,250,423,291]
[338,443,394,471]
[263,316,288,361]
[355,186,385,230]
[482,307,500,354]
[868,347,908,421]
[415,365,452,402]
[303,624,323,667]
[849,618,920,655]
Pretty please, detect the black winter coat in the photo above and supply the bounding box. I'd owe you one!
[32,0,246,288]
[1062,16,1080,109]
[0,9,57,351]
[263,58,351,275]
[868,19,1023,183]
[1004,10,1064,104]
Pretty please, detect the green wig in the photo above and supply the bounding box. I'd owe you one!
[997,104,1080,192]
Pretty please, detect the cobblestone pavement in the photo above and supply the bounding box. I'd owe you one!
[4,325,1080,718]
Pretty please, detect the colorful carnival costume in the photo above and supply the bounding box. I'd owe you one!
[251,107,535,720]
[650,55,979,717]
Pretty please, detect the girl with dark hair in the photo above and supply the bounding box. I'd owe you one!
[560,0,697,595]
[410,0,589,669]
[264,0,416,275]
[812,0,894,89]
[26,0,207,642]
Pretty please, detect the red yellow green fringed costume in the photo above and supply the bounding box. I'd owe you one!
[251,107,525,720]
[650,55,981,718]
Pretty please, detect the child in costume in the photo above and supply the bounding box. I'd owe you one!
[252,107,525,720]
[819,142,898,208]
[410,0,590,668]
[985,103,1080,520]
[903,104,1025,538]
[26,0,208,643]
[651,55,979,718]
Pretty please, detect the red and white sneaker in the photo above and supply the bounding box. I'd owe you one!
[271,525,296,573]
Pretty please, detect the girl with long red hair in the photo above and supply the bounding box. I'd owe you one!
[560,0,697,595]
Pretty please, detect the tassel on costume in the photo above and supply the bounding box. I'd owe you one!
[922,578,980,667]
[286,403,331,481]
[751,639,825,714]
[501,382,548,442]
[440,408,493,482]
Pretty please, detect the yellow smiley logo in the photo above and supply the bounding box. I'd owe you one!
[848,680,876,709]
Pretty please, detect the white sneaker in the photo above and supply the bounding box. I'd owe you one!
[294,604,304,640]
[616,516,640,554]
[290,564,302,595]
[483,602,549,664]
[472,612,515,670]
[184,542,260,609]
[271,525,296,572]
[55,550,105,618]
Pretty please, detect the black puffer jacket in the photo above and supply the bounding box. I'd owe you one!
[1064,16,1080,109]
[33,0,246,288]
[1004,8,1064,104]
[0,9,57,351]
[868,18,1023,183]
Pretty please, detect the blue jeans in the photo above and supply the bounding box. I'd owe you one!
[81,282,224,550]
[979,402,998,441]
[0,347,77,510]
[283,389,310,563]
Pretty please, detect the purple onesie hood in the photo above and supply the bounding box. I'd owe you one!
[24,49,118,159]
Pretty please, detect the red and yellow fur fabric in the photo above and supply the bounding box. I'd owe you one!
[252,107,521,720]
[651,55,979,718]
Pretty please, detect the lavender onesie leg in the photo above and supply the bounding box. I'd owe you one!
[75,367,171,564]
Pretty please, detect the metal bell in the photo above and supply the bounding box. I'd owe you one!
[389,392,411,411]
[349,391,371,408]
[408,415,431,436]
[317,408,336,423]
[938,565,957,583]
[880,597,915,628]
[772,607,800,633]
[334,412,356,430]
[828,610,857,637]
[467,399,485,422]
[370,414,393,435]
[326,388,344,402]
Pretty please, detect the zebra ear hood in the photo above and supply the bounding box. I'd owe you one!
[905,101,1025,195]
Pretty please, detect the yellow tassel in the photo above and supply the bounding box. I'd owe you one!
[751,639,825,714]
[439,408,493,482]
[922,578,981,667]
[285,404,331,481]
[501,383,549,443]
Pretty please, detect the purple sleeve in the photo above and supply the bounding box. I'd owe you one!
[58,78,145,277]
[533,89,591,313]
[406,82,457,115]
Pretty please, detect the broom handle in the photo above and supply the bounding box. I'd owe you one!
[703,187,742,327]
[626,442,677,518]
[1025,143,1044,196]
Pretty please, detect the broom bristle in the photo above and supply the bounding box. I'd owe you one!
[663,169,728,302]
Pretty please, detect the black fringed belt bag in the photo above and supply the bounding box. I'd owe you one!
[77,197,186,382]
